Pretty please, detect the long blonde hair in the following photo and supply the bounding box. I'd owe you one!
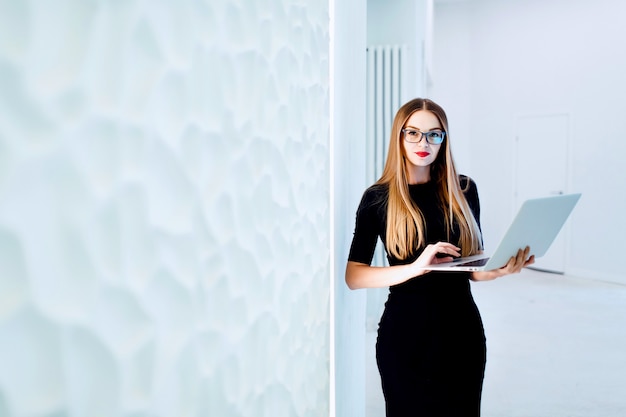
[376,98,482,260]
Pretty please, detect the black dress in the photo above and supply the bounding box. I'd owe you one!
[348,177,486,417]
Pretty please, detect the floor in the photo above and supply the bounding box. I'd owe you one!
[366,269,626,417]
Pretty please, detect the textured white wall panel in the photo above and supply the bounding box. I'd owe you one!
[0,1,330,416]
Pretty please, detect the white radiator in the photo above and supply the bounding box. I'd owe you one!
[366,44,408,184]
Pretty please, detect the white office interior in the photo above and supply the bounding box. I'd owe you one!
[361,0,626,416]
[0,0,625,416]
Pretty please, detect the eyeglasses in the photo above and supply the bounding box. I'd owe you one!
[402,129,446,145]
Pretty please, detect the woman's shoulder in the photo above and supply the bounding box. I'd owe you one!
[364,182,388,196]
[358,183,388,210]
[459,174,474,186]
[458,175,480,208]
[459,174,478,192]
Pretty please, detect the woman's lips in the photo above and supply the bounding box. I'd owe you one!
[416,152,430,157]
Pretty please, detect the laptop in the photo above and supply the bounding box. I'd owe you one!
[423,193,582,272]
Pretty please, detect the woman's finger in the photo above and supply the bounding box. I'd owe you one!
[513,247,532,272]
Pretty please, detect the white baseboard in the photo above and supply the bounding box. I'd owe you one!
[565,267,626,286]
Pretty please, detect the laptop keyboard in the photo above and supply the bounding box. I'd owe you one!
[455,258,490,267]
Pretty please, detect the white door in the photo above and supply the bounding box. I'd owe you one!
[515,114,569,273]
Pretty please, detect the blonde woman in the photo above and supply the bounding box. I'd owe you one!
[346,98,534,416]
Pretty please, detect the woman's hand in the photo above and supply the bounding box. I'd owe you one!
[472,246,535,281]
[409,242,461,275]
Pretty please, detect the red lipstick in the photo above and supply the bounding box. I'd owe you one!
[416,152,430,157]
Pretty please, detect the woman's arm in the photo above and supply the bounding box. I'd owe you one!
[345,242,461,289]
[345,261,420,289]
[471,246,535,281]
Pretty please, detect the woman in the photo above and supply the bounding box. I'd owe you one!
[346,98,534,416]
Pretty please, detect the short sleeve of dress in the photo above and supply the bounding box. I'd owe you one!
[347,186,386,265]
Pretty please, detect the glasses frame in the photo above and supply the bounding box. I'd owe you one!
[401,128,446,145]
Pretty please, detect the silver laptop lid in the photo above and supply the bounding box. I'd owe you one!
[484,193,581,270]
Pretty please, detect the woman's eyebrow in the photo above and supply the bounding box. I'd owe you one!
[404,125,443,131]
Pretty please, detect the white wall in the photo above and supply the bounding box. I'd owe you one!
[367,0,432,97]
[432,0,626,284]
[333,0,368,415]
[0,1,331,416]
[428,2,473,174]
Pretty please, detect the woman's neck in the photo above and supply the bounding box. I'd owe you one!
[407,167,431,185]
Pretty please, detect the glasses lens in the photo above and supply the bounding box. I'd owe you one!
[426,131,445,144]
[402,129,414,142]
[403,129,421,142]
